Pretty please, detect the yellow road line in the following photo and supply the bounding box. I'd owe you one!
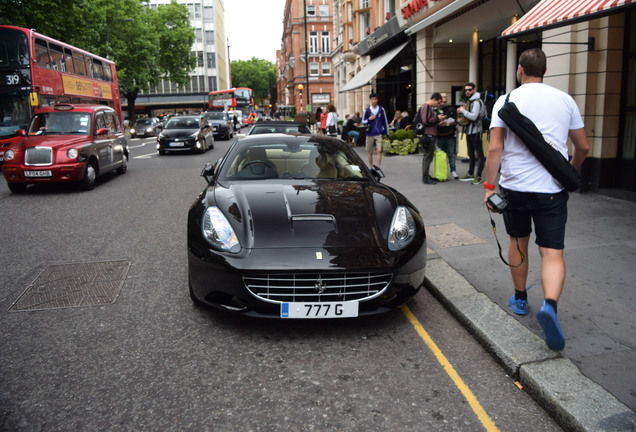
[401,305,500,432]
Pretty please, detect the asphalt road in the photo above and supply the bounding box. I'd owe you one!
[0,131,561,431]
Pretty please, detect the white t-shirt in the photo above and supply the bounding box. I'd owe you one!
[490,83,584,193]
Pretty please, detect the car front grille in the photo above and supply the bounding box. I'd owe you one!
[25,147,53,166]
[243,272,392,304]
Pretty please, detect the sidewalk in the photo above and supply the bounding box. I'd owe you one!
[363,148,636,430]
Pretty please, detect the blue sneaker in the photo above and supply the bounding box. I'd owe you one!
[536,301,565,351]
[508,295,528,315]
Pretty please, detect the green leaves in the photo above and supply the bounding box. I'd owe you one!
[231,58,277,105]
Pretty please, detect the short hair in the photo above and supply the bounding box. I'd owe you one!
[465,82,476,89]
[369,92,378,99]
[430,92,442,101]
[326,104,336,112]
[519,48,546,78]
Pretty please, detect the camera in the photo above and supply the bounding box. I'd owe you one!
[487,193,509,213]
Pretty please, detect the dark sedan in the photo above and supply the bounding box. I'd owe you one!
[247,121,311,136]
[203,111,234,140]
[130,117,161,138]
[157,116,213,155]
[187,134,427,318]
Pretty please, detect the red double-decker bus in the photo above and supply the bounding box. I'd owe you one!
[208,87,254,112]
[0,25,123,159]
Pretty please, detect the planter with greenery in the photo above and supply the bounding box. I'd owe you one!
[383,129,419,155]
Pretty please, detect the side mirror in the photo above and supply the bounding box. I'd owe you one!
[370,165,385,181]
[96,128,109,136]
[200,162,215,184]
[16,129,26,137]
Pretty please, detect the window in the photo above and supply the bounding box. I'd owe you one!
[307,5,316,16]
[207,52,216,68]
[322,62,331,75]
[194,3,201,18]
[309,31,318,54]
[361,0,370,8]
[73,52,86,76]
[196,29,203,44]
[321,32,330,53]
[49,43,63,71]
[93,59,104,81]
[63,48,74,74]
[95,113,107,132]
[319,5,329,16]
[310,62,319,76]
[203,5,213,19]
[103,63,113,82]
[198,52,204,67]
[35,38,51,69]
[205,30,214,44]
[85,56,94,78]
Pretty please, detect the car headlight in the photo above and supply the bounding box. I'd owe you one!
[146,127,153,133]
[67,148,78,159]
[4,149,15,161]
[189,132,199,138]
[130,128,136,134]
[202,206,241,253]
[388,206,416,251]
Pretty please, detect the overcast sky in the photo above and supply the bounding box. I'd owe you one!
[224,0,287,63]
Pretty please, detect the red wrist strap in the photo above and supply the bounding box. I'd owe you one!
[483,181,496,190]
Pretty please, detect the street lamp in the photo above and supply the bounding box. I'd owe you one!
[106,18,134,59]
[297,84,303,117]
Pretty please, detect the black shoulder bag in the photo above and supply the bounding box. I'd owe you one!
[498,92,582,192]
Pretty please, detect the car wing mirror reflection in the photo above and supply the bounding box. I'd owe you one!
[201,162,215,184]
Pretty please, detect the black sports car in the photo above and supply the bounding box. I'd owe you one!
[247,121,311,136]
[156,116,214,155]
[187,134,427,318]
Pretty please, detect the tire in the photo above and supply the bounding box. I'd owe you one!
[209,138,214,150]
[158,148,166,156]
[79,161,97,190]
[117,154,128,174]
[7,182,27,193]
[198,140,206,154]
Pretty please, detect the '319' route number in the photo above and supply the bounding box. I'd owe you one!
[5,74,20,86]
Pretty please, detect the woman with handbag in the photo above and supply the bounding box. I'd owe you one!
[326,104,339,137]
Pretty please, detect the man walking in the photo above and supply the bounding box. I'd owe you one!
[437,93,458,179]
[419,93,446,185]
[362,93,389,168]
[484,48,589,350]
[457,82,485,184]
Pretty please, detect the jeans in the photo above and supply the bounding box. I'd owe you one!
[421,135,436,181]
[466,133,485,177]
[436,134,456,172]
[346,130,361,145]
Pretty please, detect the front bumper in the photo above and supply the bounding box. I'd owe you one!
[2,162,86,184]
[187,243,427,318]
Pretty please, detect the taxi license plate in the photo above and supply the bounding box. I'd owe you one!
[169,142,184,147]
[281,301,358,318]
[24,170,52,178]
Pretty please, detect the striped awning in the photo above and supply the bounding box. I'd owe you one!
[502,0,634,37]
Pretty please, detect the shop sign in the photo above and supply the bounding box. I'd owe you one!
[359,16,403,56]
[397,0,444,28]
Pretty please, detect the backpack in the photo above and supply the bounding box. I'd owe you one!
[481,91,496,130]
[413,105,424,135]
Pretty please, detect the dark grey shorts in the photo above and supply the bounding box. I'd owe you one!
[500,188,569,250]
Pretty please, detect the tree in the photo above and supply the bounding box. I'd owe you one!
[231,58,277,107]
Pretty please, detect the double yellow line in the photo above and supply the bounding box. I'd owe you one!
[401,305,500,432]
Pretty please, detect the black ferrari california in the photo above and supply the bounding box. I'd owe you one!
[187,134,427,318]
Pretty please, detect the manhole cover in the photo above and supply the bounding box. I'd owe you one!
[10,260,131,312]
[426,223,486,248]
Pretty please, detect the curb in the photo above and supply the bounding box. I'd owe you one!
[424,258,636,432]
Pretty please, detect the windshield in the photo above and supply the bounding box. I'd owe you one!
[0,90,32,139]
[205,112,226,121]
[165,117,200,129]
[0,28,30,66]
[250,124,311,135]
[28,112,92,136]
[135,118,153,126]
[219,139,367,181]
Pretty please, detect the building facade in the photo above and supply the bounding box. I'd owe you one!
[123,0,230,117]
[329,0,635,194]
[277,0,335,119]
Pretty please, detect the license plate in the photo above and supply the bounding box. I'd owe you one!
[24,170,52,178]
[169,142,184,147]
[281,301,359,318]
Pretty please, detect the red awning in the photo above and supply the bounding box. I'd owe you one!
[502,0,634,37]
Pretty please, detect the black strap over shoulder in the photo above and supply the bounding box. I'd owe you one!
[499,91,581,191]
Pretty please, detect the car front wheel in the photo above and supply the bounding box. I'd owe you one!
[79,161,97,190]
[117,154,128,174]
[7,182,27,193]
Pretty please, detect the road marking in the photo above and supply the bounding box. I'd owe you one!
[133,153,155,159]
[401,305,500,432]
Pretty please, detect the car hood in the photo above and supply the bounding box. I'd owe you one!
[160,128,198,139]
[208,181,398,249]
[20,135,91,149]
[207,120,228,126]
